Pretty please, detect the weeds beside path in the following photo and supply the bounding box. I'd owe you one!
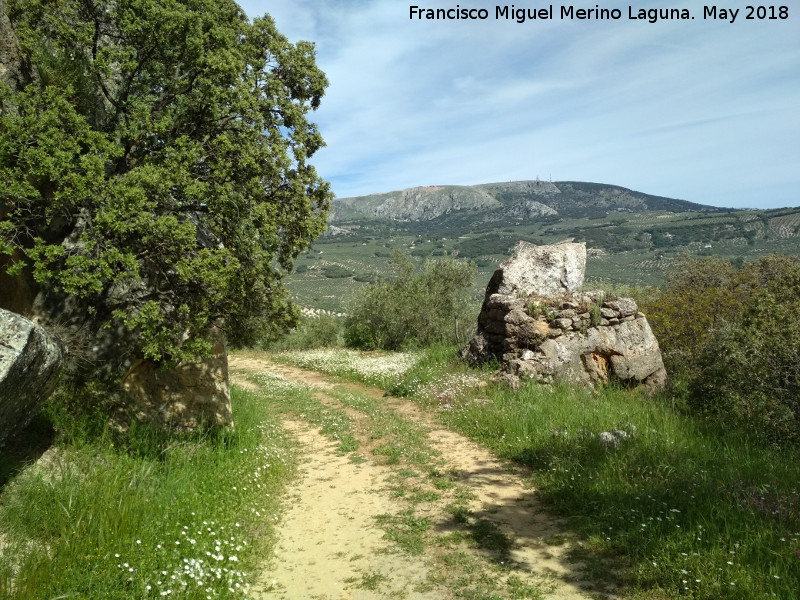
[230,352,610,600]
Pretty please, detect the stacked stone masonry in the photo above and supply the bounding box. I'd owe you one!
[464,241,667,391]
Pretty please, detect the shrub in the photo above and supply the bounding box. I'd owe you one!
[265,314,341,351]
[353,273,378,283]
[322,265,354,278]
[639,255,741,379]
[343,252,476,350]
[689,263,800,446]
[642,254,800,446]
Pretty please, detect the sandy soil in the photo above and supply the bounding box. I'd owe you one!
[230,355,615,600]
[252,421,445,600]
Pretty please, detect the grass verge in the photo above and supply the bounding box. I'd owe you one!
[391,346,800,600]
[280,345,800,598]
[0,386,296,600]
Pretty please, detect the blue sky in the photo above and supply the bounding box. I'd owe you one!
[239,1,799,209]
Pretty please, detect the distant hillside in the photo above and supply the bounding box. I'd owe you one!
[329,180,713,225]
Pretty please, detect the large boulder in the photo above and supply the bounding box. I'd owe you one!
[486,241,586,298]
[0,213,234,433]
[510,311,667,390]
[464,242,667,391]
[0,308,64,447]
[121,327,232,430]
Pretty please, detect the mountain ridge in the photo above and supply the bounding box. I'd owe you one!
[329,180,715,225]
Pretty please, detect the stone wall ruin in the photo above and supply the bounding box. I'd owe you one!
[463,241,667,391]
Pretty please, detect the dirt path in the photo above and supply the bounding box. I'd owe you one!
[253,421,442,599]
[230,355,617,600]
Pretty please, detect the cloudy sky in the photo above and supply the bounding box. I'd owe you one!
[238,1,799,209]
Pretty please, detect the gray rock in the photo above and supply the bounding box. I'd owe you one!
[600,307,618,319]
[554,318,573,330]
[504,308,532,325]
[605,298,638,318]
[463,242,666,392]
[488,241,586,298]
[0,309,64,447]
[532,317,666,389]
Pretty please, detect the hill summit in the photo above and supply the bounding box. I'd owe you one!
[330,180,712,224]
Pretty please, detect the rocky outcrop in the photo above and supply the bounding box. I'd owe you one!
[464,242,667,391]
[331,185,502,222]
[486,241,586,298]
[505,199,558,220]
[0,309,64,447]
[121,327,232,430]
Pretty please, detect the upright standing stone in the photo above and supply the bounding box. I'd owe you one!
[463,241,667,391]
[487,241,587,298]
[121,327,232,430]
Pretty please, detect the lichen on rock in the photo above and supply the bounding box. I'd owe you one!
[463,241,667,391]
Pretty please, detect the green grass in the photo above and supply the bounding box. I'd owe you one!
[328,388,438,467]
[359,570,389,590]
[247,371,360,454]
[0,386,297,599]
[244,351,577,598]
[386,347,800,599]
[375,510,432,555]
[271,347,421,389]
[294,344,800,597]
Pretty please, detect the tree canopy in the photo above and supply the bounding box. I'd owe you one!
[0,0,332,362]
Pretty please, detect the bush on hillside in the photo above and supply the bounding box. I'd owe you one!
[344,252,476,350]
[639,255,741,379]
[322,265,354,278]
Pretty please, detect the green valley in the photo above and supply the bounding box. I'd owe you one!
[285,180,800,312]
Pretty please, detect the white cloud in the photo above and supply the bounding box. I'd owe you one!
[239,0,800,208]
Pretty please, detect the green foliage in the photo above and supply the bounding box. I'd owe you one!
[343,252,476,350]
[353,272,377,283]
[689,262,800,446]
[0,0,332,362]
[589,303,601,326]
[642,254,800,446]
[321,264,354,278]
[264,314,341,351]
[383,350,800,599]
[640,255,742,378]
